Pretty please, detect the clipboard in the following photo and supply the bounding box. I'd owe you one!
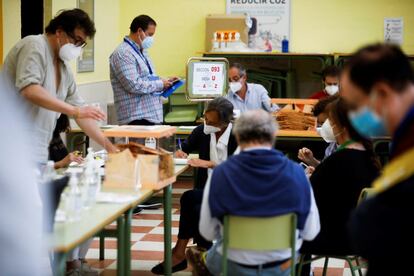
[156,79,185,98]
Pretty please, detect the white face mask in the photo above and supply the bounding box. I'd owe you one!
[319,119,337,143]
[325,84,339,96]
[203,122,221,135]
[59,43,82,62]
[229,81,242,93]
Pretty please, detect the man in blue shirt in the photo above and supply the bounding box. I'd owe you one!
[110,15,173,126]
[226,63,279,115]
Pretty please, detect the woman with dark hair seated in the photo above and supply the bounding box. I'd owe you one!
[299,97,381,275]
[151,97,238,274]
[49,114,83,169]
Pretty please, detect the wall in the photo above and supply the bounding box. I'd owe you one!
[2,0,21,59]
[2,0,414,78]
[51,0,120,84]
[117,0,414,77]
[119,0,226,78]
[1,0,119,84]
[291,0,414,54]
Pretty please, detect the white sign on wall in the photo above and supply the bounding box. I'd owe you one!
[384,17,404,45]
[192,63,225,95]
[227,0,291,51]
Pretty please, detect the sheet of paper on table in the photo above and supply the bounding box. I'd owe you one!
[65,167,84,174]
[96,192,137,204]
[174,158,188,165]
[178,126,197,130]
[118,125,163,131]
[54,209,66,223]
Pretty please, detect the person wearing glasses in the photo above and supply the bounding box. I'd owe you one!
[226,63,279,116]
[2,9,117,166]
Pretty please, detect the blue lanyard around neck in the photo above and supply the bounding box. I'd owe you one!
[123,37,153,75]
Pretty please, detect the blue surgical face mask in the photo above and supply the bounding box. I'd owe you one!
[141,35,154,49]
[348,106,388,137]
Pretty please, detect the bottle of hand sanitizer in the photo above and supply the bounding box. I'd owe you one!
[282,36,289,53]
[212,32,219,50]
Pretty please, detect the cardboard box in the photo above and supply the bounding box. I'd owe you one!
[205,14,248,52]
[104,143,174,190]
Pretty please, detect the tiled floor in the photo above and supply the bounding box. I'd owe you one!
[83,178,366,276]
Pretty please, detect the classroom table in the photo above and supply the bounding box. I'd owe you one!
[52,188,152,276]
[176,126,323,141]
[52,163,189,276]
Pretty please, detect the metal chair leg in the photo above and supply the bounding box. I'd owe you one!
[345,257,357,276]
[99,234,105,260]
[354,257,363,276]
[297,254,305,276]
[322,257,329,276]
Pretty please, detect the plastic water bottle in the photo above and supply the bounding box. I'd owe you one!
[41,161,56,184]
[212,32,219,50]
[86,147,94,162]
[93,159,102,194]
[82,164,97,209]
[66,173,82,222]
[145,137,157,149]
[282,36,289,53]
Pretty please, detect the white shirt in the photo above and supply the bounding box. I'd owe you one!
[199,147,320,265]
[226,83,279,114]
[208,123,232,176]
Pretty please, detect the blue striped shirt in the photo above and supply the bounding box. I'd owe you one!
[109,36,164,124]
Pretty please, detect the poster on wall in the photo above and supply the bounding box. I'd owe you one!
[77,0,94,72]
[226,0,290,52]
[384,17,403,45]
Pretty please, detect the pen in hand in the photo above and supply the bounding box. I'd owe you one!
[177,138,182,151]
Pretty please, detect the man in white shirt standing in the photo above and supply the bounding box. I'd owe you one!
[226,63,279,115]
[191,110,320,275]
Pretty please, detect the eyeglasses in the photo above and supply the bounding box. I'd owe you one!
[66,32,87,48]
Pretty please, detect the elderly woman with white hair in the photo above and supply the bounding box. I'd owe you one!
[190,110,320,276]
